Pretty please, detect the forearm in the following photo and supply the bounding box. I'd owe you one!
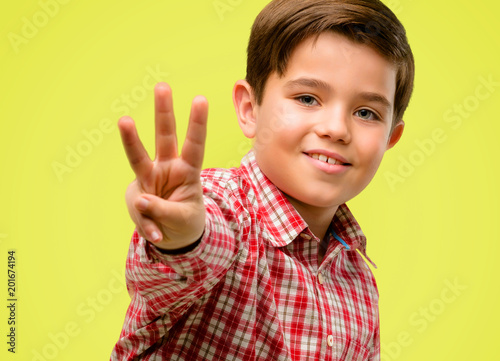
[145,201,239,282]
[127,196,239,293]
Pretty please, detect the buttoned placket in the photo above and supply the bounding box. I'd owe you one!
[300,232,343,361]
[295,231,332,360]
[317,241,346,360]
[316,271,334,360]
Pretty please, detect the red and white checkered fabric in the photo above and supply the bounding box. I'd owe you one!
[110,150,380,360]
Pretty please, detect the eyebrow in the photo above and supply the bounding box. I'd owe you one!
[358,92,392,111]
[284,77,392,111]
[284,78,332,92]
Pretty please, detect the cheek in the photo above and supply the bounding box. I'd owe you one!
[262,99,305,126]
[357,135,388,170]
[255,104,305,150]
[279,102,304,128]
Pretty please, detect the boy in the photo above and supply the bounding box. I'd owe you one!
[111,0,414,359]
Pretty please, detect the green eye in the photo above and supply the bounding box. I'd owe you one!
[357,109,379,120]
[297,95,318,106]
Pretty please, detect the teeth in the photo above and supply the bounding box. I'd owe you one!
[309,153,342,165]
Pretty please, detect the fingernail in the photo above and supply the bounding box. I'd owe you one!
[151,231,161,243]
[137,197,149,211]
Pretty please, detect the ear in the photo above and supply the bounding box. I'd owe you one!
[386,120,404,150]
[232,79,257,139]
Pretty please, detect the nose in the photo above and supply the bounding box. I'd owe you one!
[314,106,351,144]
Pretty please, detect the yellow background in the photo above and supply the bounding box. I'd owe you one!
[1,0,498,360]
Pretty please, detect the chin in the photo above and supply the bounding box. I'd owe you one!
[289,193,346,210]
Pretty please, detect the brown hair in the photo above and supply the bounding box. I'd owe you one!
[246,0,415,126]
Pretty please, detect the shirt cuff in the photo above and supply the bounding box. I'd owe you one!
[145,210,236,282]
[154,233,204,255]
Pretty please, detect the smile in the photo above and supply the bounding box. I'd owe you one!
[303,151,351,175]
[307,153,346,165]
[304,152,350,166]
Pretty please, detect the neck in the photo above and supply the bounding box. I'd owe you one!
[285,197,339,241]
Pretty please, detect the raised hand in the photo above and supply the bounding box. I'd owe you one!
[118,82,208,250]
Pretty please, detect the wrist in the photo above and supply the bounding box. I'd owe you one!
[153,230,205,254]
[155,235,203,255]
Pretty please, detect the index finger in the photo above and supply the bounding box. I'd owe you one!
[118,116,152,180]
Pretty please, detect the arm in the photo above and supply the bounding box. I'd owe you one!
[117,83,239,315]
[114,203,240,360]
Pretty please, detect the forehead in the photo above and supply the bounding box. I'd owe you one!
[279,32,397,102]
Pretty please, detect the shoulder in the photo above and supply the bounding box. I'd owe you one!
[201,167,240,185]
[201,166,253,197]
[200,165,261,221]
[199,166,258,235]
[199,151,268,218]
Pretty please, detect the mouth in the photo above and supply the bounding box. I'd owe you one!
[304,152,351,166]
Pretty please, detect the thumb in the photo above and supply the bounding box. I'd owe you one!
[135,193,204,228]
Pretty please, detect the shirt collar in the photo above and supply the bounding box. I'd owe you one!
[239,149,307,247]
[331,204,376,268]
[239,149,375,267]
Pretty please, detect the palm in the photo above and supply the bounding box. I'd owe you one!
[144,157,199,202]
[118,83,208,245]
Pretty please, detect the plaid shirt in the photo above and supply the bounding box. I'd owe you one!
[111,150,380,360]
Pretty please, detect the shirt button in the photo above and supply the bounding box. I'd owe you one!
[318,273,324,285]
[327,335,334,347]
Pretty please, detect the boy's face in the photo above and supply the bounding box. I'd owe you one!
[243,32,403,214]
